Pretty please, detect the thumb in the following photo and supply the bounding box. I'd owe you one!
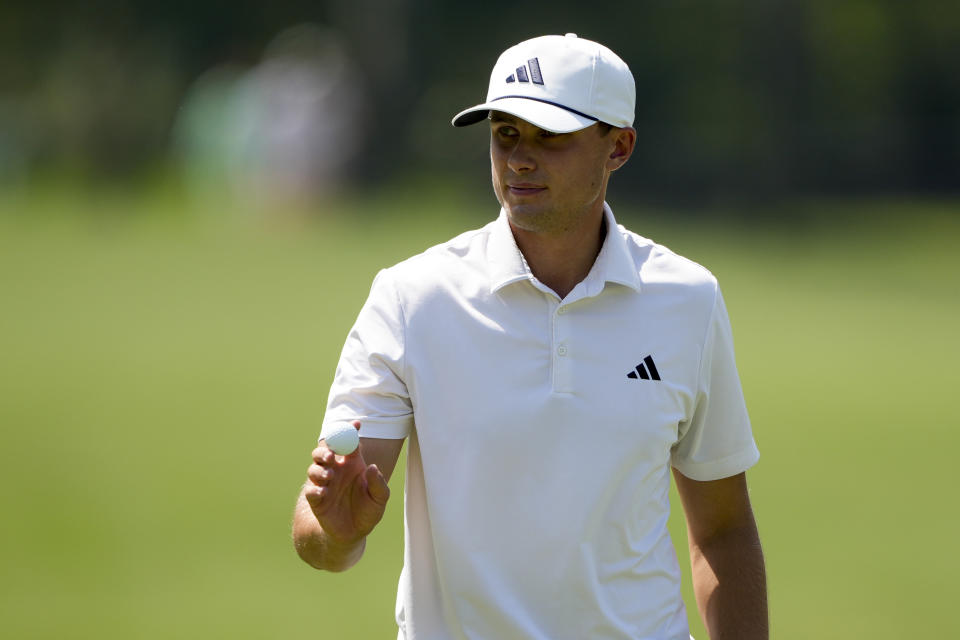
[365,464,390,506]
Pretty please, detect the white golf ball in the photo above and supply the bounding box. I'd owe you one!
[324,422,359,455]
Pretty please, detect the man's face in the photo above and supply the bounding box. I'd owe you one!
[489,112,622,235]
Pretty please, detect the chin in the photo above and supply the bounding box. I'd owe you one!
[505,206,551,231]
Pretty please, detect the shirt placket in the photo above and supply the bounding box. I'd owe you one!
[552,302,574,394]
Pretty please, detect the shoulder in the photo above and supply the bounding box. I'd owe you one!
[392,221,495,274]
[618,225,719,295]
[371,220,499,299]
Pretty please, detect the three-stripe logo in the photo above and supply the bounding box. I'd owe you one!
[627,355,661,381]
[506,58,544,85]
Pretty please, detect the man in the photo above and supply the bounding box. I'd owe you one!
[293,34,768,639]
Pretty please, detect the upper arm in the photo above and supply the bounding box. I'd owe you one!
[673,469,756,546]
[357,436,405,482]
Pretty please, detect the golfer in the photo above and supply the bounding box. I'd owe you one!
[293,33,768,640]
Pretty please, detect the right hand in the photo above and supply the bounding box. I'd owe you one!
[304,421,391,545]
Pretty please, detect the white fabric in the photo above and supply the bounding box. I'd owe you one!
[452,33,636,132]
[321,203,759,640]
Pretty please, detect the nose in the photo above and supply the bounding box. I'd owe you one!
[506,138,536,174]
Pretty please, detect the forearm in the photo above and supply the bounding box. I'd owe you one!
[689,522,768,639]
[292,490,366,572]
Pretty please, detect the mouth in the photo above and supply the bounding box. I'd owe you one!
[507,183,547,196]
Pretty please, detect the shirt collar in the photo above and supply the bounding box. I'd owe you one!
[488,202,642,295]
[590,202,643,294]
[488,208,533,292]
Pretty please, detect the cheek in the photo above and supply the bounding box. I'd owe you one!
[490,146,503,175]
[490,161,505,202]
[584,156,607,192]
[561,160,602,194]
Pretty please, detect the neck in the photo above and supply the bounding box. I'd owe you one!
[510,205,607,300]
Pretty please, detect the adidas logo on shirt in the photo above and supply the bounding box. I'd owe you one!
[627,355,661,381]
[505,57,544,85]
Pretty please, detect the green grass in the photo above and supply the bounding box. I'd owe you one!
[1,188,957,638]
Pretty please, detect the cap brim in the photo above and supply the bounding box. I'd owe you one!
[451,97,596,133]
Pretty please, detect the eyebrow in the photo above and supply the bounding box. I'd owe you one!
[488,112,516,124]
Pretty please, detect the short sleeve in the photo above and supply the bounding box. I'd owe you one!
[671,287,759,481]
[320,269,413,442]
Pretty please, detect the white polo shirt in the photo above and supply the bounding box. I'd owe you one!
[320,203,759,640]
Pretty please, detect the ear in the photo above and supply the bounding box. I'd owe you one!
[606,127,637,172]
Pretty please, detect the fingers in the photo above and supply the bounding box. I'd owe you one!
[303,421,381,528]
[313,440,338,461]
[304,435,369,516]
[308,436,361,483]
[304,484,326,508]
[365,464,390,506]
[305,446,341,512]
[307,463,331,486]
[305,461,389,501]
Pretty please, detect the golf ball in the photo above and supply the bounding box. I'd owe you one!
[324,422,359,455]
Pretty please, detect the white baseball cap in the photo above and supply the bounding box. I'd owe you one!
[452,33,635,133]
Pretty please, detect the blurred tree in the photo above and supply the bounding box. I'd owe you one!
[0,0,957,204]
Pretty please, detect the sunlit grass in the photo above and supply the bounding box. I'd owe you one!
[1,187,957,638]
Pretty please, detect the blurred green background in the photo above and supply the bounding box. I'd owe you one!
[2,192,957,639]
[2,1,959,638]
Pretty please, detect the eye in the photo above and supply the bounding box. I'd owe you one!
[496,126,518,138]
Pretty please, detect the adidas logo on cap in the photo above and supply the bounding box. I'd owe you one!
[505,58,544,85]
